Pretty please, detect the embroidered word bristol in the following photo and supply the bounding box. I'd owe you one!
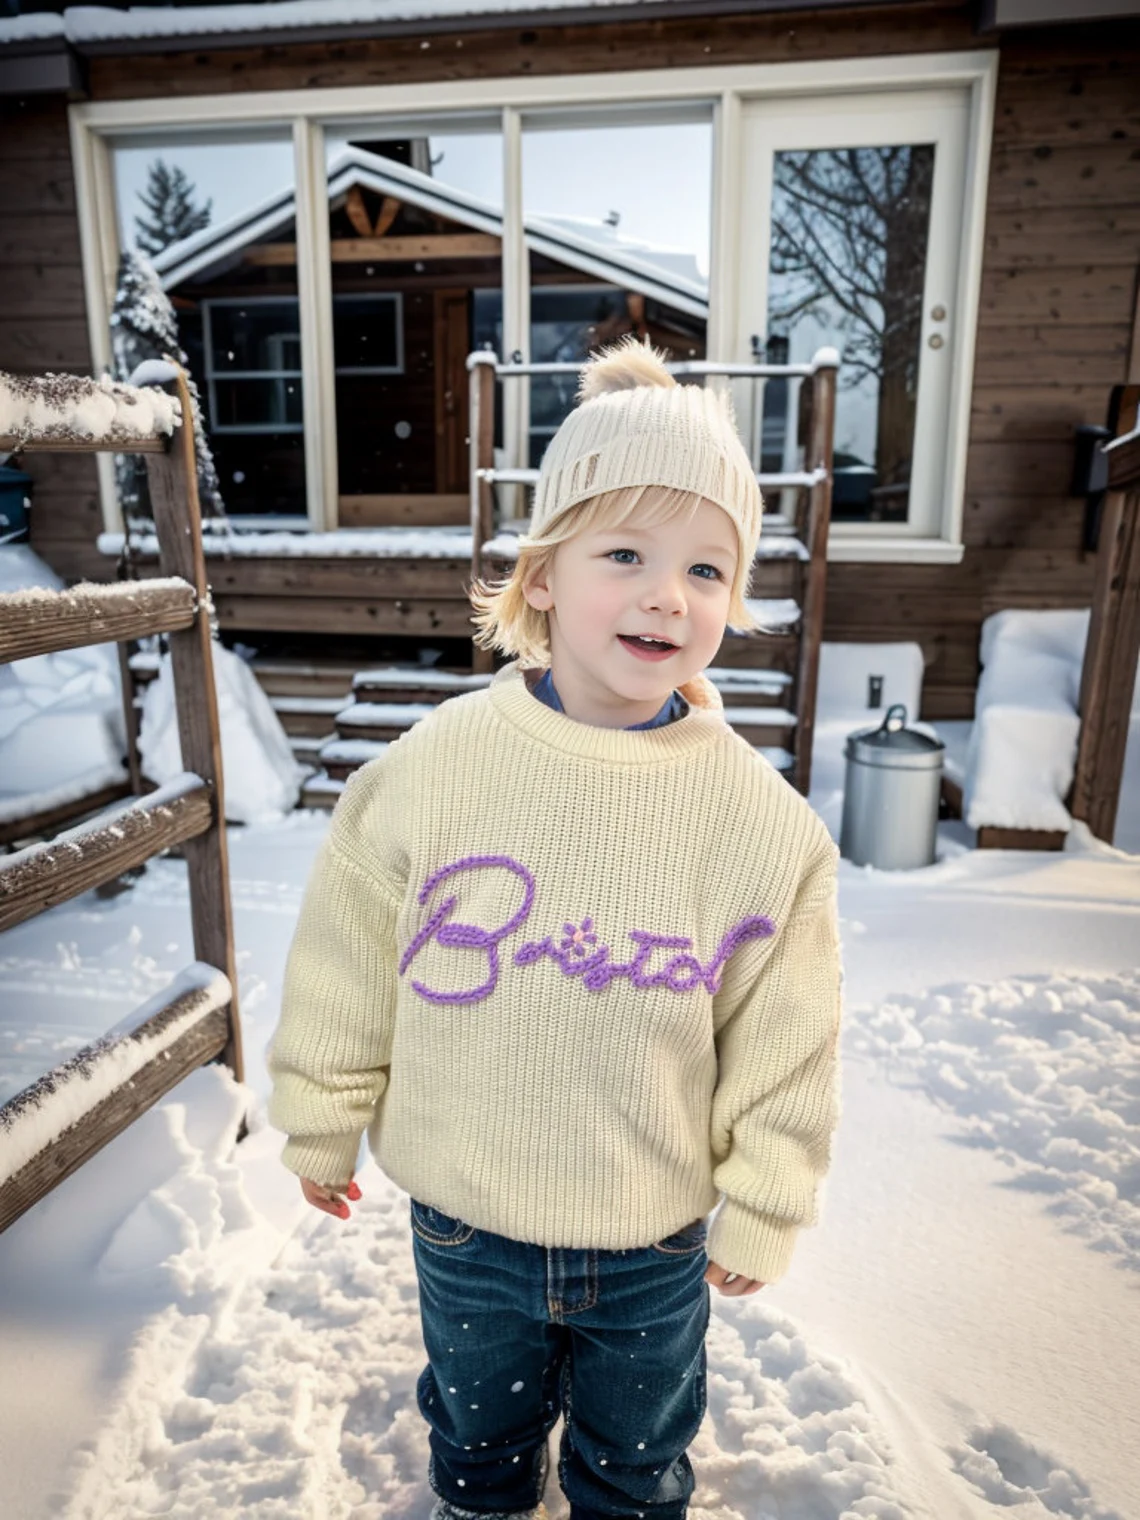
[398,852,776,1006]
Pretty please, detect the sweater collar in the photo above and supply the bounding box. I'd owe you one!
[488,659,726,763]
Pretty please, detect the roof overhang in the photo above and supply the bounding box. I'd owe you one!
[0,0,945,61]
[978,0,1140,24]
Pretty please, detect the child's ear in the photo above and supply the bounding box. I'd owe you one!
[521,564,555,613]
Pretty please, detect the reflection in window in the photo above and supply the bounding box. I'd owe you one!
[522,113,712,470]
[323,127,501,506]
[763,145,934,523]
[113,130,304,518]
[204,299,303,433]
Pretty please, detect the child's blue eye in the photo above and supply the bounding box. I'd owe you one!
[605,549,723,581]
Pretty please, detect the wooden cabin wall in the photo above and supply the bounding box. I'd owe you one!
[6,3,1139,721]
[0,95,106,582]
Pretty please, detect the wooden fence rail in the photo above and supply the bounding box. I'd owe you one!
[0,773,213,933]
[0,576,197,664]
[0,964,232,1235]
[0,363,242,1235]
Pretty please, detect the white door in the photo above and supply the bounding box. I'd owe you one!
[736,88,969,538]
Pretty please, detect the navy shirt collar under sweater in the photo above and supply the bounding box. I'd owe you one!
[532,666,689,729]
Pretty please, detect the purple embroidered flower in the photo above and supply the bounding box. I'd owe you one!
[560,916,598,959]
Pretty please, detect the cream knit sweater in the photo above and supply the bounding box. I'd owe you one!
[267,659,843,1284]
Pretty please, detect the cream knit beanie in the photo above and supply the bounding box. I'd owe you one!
[525,334,763,578]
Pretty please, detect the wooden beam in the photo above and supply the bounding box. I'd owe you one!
[0,777,213,933]
[339,492,468,527]
[0,435,167,454]
[0,973,231,1235]
[244,233,501,266]
[977,827,1067,851]
[0,778,133,850]
[793,359,838,799]
[144,369,244,1083]
[0,577,196,663]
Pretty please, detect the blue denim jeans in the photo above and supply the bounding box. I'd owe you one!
[411,1198,711,1520]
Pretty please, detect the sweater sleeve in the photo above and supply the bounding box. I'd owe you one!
[706,832,843,1284]
[266,823,403,1188]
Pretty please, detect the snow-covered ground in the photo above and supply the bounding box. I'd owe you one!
[2,702,1138,1519]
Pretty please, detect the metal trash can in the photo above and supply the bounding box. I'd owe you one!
[840,703,945,869]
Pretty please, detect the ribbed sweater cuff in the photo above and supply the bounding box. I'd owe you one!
[280,1132,362,1188]
[707,1199,801,1284]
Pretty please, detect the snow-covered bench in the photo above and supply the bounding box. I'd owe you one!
[963,608,1140,848]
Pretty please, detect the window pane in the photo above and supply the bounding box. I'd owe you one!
[208,301,301,374]
[522,110,712,469]
[333,295,402,372]
[324,119,501,502]
[110,127,306,518]
[763,144,935,524]
[211,376,303,429]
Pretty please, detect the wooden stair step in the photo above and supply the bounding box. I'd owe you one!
[706,665,793,698]
[251,657,359,699]
[352,664,493,703]
[336,700,438,740]
[271,694,352,737]
[300,772,345,809]
[320,737,391,780]
[723,706,798,731]
[740,597,801,632]
[288,733,333,767]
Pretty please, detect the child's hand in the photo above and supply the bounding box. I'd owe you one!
[705,1260,765,1296]
[300,1176,362,1220]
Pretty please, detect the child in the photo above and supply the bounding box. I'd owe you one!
[267,335,844,1520]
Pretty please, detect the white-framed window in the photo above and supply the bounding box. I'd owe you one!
[736,88,970,545]
[202,296,304,435]
[71,49,996,560]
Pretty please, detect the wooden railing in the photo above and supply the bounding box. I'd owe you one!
[465,349,839,796]
[1068,383,1140,845]
[0,365,242,1234]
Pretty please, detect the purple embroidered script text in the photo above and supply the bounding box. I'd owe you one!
[398,853,776,1005]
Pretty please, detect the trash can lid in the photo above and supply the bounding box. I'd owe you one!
[844,703,945,771]
[0,465,33,485]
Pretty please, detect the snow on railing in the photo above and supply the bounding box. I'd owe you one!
[0,370,180,450]
[0,961,232,1189]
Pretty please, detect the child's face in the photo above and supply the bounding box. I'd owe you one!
[522,495,738,728]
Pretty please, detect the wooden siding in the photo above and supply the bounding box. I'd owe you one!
[0,97,105,583]
[4,6,1139,720]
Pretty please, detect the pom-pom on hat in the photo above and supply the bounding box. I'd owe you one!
[527,334,763,573]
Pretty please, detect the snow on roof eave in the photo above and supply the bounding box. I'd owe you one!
[526,215,707,316]
[0,3,784,55]
[154,144,708,315]
[152,182,300,289]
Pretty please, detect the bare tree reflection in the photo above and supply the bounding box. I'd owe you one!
[770,145,934,516]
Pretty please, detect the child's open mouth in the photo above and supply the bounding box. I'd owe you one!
[618,635,680,661]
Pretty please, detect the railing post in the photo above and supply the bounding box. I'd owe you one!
[143,367,243,1083]
[1068,385,1140,844]
[793,349,839,798]
[469,353,497,676]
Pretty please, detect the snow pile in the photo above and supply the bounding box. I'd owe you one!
[138,646,305,824]
[0,961,230,1188]
[98,525,474,560]
[847,967,1140,1270]
[964,609,1140,833]
[0,546,128,825]
[0,370,180,448]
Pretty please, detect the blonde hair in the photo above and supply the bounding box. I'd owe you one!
[468,482,771,669]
